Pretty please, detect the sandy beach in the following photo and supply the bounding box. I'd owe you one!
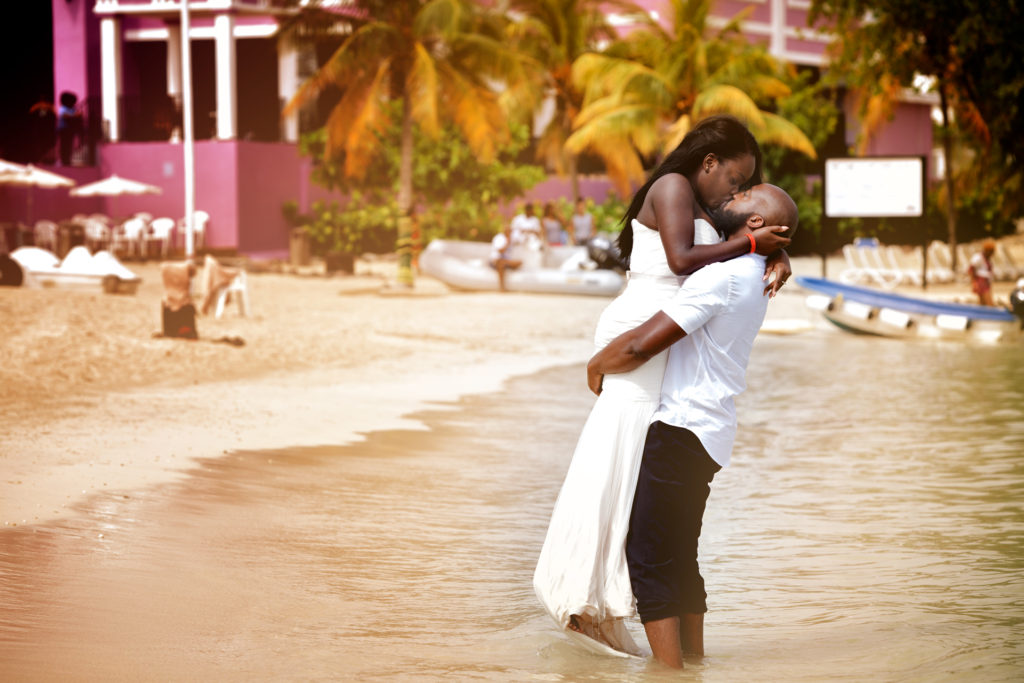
[0,257,617,526]
[1,252,1013,528]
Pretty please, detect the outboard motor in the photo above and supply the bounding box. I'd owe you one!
[586,236,626,272]
[1010,278,1024,329]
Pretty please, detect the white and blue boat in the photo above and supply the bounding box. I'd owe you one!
[796,276,1023,344]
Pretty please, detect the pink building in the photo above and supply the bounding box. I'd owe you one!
[630,0,936,166]
[3,0,340,259]
[1,0,935,258]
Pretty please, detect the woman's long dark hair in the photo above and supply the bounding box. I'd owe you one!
[617,115,762,266]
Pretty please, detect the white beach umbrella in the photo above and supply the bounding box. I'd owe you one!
[0,164,76,225]
[0,158,29,175]
[0,164,75,189]
[70,174,162,198]
[70,175,164,230]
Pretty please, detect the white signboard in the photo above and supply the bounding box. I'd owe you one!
[824,157,924,218]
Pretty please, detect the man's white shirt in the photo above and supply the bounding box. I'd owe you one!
[510,213,541,245]
[652,253,769,467]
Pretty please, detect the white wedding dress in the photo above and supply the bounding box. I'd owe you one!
[533,217,720,656]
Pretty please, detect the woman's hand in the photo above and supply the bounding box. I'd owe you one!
[750,225,791,255]
[763,249,792,298]
[587,365,604,396]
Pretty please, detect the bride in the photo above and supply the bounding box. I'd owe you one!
[533,115,792,656]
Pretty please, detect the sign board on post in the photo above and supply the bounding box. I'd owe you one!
[823,156,928,288]
[824,157,924,218]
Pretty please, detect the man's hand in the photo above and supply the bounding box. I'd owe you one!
[762,249,792,298]
[587,364,604,396]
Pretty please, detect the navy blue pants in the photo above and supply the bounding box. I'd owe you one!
[627,421,721,623]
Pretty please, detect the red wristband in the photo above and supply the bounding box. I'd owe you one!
[747,233,756,254]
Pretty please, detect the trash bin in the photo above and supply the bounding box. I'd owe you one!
[289,227,311,267]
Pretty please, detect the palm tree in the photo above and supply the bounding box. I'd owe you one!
[286,0,531,285]
[504,0,648,201]
[566,0,816,196]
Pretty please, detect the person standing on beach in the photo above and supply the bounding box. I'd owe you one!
[968,238,996,306]
[509,203,543,247]
[571,198,595,246]
[533,116,792,657]
[587,184,799,668]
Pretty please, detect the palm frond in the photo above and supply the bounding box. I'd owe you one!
[691,84,766,127]
[407,42,440,138]
[755,111,817,159]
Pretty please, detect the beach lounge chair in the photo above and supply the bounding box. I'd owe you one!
[991,241,1020,280]
[840,237,903,288]
[925,240,955,283]
[884,245,923,286]
[1003,238,1024,278]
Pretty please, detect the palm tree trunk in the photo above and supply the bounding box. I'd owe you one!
[396,95,415,287]
[939,81,958,272]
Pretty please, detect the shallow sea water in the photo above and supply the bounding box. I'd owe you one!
[1,327,1022,681]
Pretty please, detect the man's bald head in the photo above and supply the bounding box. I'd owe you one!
[709,183,799,239]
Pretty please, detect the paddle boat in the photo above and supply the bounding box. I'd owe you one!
[10,245,142,294]
[420,239,624,296]
[796,276,1024,344]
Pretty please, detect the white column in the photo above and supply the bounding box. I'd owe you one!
[166,23,182,102]
[99,16,123,142]
[277,37,299,143]
[214,13,238,140]
[770,0,786,59]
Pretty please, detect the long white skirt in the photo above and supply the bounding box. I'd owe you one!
[533,275,678,655]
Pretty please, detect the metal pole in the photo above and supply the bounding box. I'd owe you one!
[181,1,196,258]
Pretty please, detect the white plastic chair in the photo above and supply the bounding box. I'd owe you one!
[33,220,59,253]
[83,218,111,253]
[214,270,250,319]
[113,216,148,259]
[147,217,175,259]
[177,210,209,252]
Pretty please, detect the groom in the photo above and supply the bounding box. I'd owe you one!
[586,183,798,668]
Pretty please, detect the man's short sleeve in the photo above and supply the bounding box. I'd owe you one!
[661,263,731,334]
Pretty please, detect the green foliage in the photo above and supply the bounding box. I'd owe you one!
[296,101,546,245]
[759,70,842,254]
[282,195,400,256]
[587,192,630,236]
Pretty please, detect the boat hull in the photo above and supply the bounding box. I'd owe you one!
[420,239,624,296]
[796,276,1023,344]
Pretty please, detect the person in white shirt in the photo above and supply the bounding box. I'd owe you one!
[586,183,798,669]
[509,202,543,247]
[489,224,522,291]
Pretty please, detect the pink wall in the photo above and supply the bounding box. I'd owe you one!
[1,142,308,259]
[52,0,95,104]
[236,143,305,257]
